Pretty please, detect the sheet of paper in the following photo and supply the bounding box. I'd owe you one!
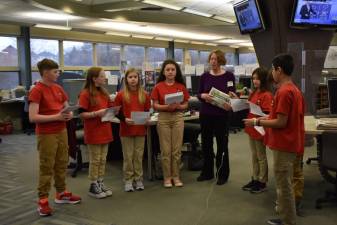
[184,65,196,75]
[234,65,246,75]
[164,92,184,105]
[131,111,151,125]
[195,64,205,76]
[254,126,265,136]
[185,76,192,89]
[107,75,118,85]
[249,102,267,117]
[61,105,79,113]
[230,99,249,112]
[101,106,121,122]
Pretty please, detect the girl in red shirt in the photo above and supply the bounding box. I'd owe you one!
[241,67,273,194]
[114,68,151,192]
[151,59,190,188]
[78,67,113,199]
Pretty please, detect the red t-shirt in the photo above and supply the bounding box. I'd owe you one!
[151,81,190,107]
[245,90,273,140]
[114,90,151,137]
[265,83,305,154]
[28,82,68,135]
[78,89,113,145]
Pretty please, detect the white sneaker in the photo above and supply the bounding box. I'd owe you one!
[135,180,144,191]
[124,181,134,192]
[98,180,112,197]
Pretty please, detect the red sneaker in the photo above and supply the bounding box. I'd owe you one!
[55,191,81,204]
[37,198,52,217]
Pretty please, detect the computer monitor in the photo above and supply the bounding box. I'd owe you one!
[327,78,337,114]
[191,76,201,95]
[62,79,85,105]
[239,76,252,89]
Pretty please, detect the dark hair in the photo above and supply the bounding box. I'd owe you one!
[208,49,226,65]
[251,67,271,92]
[157,59,186,86]
[37,58,59,76]
[272,54,294,76]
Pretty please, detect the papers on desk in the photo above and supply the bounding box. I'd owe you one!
[249,102,267,117]
[164,92,184,105]
[254,126,266,136]
[61,105,79,113]
[131,111,150,125]
[316,118,337,130]
[101,106,121,122]
[230,99,249,112]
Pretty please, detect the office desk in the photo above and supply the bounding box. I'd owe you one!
[112,113,200,180]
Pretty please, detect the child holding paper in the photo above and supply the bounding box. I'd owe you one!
[78,67,113,199]
[151,59,190,188]
[29,59,81,217]
[241,67,273,194]
[114,68,151,192]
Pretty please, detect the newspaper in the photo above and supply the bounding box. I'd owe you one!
[208,87,231,109]
[131,111,151,125]
[101,106,121,122]
[316,118,337,130]
[61,105,79,113]
[164,92,184,105]
[249,102,268,117]
[230,98,249,112]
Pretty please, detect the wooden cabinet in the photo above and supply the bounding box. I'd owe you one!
[316,84,328,110]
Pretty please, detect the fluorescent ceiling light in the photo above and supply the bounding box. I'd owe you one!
[105,7,142,12]
[21,12,79,21]
[238,42,254,47]
[217,39,246,44]
[155,37,173,41]
[183,8,213,18]
[34,24,72,30]
[191,41,204,45]
[105,31,130,37]
[142,0,183,11]
[91,21,223,40]
[229,45,240,48]
[174,39,189,43]
[213,16,236,23]
[205,43,218,46]
[132,34,154,39]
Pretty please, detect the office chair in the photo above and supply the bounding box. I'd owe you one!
[316,131,337,209]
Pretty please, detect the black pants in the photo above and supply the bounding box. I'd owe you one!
[200,114,230,181]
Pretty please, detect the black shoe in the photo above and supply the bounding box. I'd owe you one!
[296,201,304,217]
[250,181,267,194]
[216,178,227,185]
[267,218,283,225]
[197,174,214,182]
[242,179,258,191]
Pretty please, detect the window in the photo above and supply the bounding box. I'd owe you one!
[31,39,59,67]
[0,72,19,89]
[226,53,238,66]
[64,41,93,66]
[97,43,120,67]
[189,50,198,65]
[200,51,210,65]
[174,49,183,64]
[125,45,145,67]
[148,47,166,69]
[31,72,41,83]
[0,36,18,67]
[239,53,257,65]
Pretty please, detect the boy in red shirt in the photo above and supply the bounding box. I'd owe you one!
[29,59,81,217]
[244,54,305,225]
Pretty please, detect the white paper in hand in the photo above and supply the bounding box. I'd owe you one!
[61,105,79,113]
[254,126,265,136]
[101,106,121,122]
[131,111,150,125]
[230,99,249,112]
[164,92,184,105]
[249,102,267,117]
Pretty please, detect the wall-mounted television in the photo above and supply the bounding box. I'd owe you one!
[290,0,337,28]
[233,0,266,34]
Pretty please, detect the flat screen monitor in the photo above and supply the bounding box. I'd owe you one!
[290,0,337,28]
[233,0,266,34]
[327,78,337,114]
[62,79,85,105]
[239,76,252,89]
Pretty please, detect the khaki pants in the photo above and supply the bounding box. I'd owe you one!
[87,144,108,181]
[272,149,297,225]
[157,112,184,179]
[37,129,68,198]
[249,137,268,183]
[121,136,145,182]
[293,154,304,203]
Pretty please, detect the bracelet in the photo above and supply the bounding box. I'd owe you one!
[253,118,257,126]
[257,119,260,126]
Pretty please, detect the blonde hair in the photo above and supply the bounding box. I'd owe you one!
[123,68,146,104]
[83,67,110,106]
[208,49,227,65]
